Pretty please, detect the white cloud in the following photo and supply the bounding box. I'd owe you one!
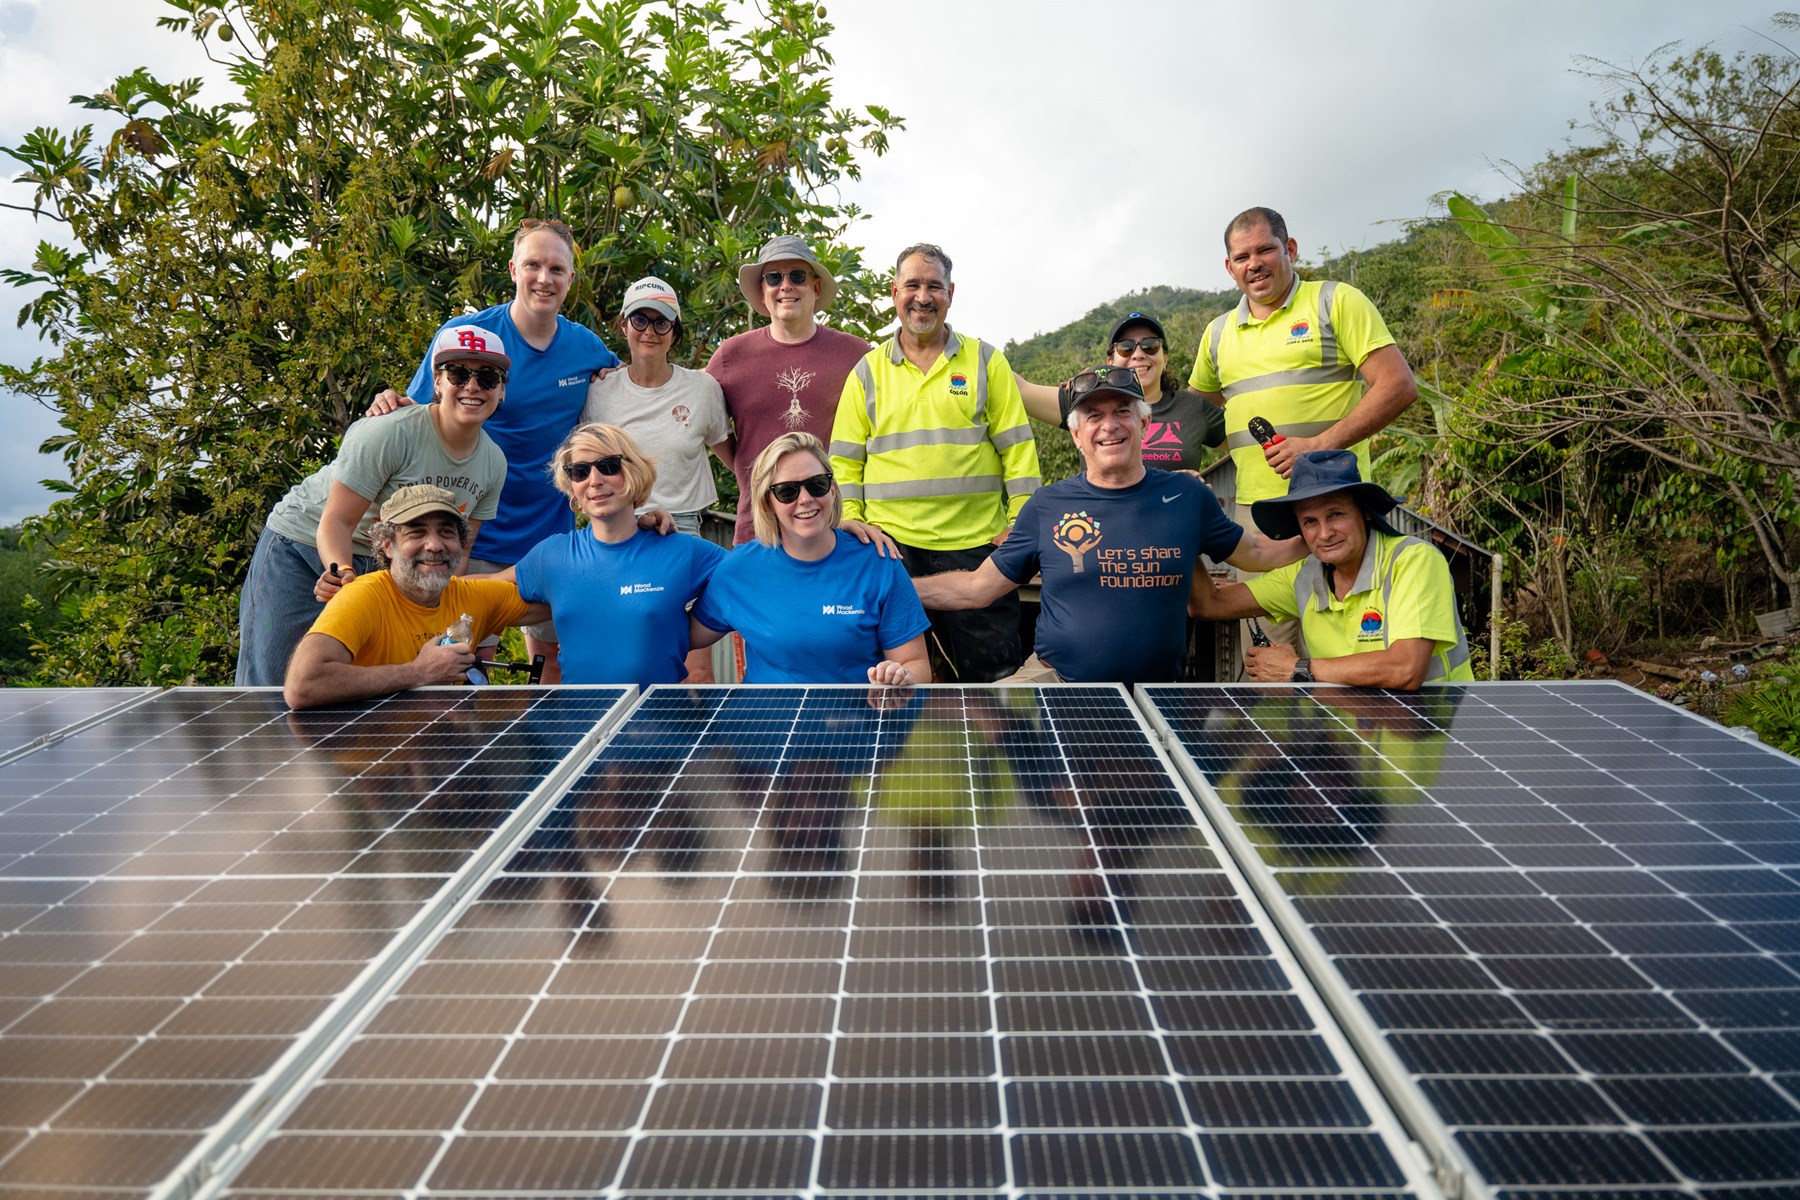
[0,0,1778,524]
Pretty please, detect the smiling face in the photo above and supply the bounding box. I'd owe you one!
[767,449,837,546]
[621,311,675,365]
[509,230,575,320]
[387,514,465,603]
[891,252,953,342]
[1069,394,1145,479]
[565,435,638,525]
[1224,220,1299,310]
[1292,492,1370,571]
[431,358,504,430]
[761,258,822,322]
[1108,321,1168,396]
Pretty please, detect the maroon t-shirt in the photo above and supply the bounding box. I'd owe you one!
[706,323,871,544]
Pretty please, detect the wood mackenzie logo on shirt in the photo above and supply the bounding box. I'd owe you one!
[618,583,666,595]
[822,604,867,616]
[1052,511,1184,586]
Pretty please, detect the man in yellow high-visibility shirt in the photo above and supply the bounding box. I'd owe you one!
[1190,206,1418,668]
[1189,451,1473,690]
[829,243,1041,682]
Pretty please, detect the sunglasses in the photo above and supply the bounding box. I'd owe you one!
[1112,336,1163,355]
[1068,365,1139,399]
[519,216,571,233]
[439,363,506,391]
[626,311,673,334]
[566,455,627,482]
[769,473,834,504]
[761,268,812,289]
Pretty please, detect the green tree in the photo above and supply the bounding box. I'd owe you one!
[1442,23,1800,629]
[1,0,900,685]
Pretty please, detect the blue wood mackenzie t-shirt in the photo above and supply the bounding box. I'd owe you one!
[693,530,931,684]
[990,468,1244,684]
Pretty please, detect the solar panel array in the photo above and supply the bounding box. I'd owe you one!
[2,680,1796,1200]
[1141,682,1800,1200]
[0,686,632,1197]
[222,685,1425,1198]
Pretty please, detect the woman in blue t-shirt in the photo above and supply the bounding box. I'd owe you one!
[690,433,932,686]
[496,422,724,685]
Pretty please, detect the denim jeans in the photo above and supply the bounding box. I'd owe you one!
[234,525,377,686]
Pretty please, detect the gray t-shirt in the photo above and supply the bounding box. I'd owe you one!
[264,402,506,554]
[581,364,730,515]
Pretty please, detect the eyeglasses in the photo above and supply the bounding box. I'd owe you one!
[1068,365,1139,399]
[626,311,673,334]
[566,455,626,482]
[762,268,812,289]
[1112,336,1163,356]
[769,473,834,504]
[519,216,571,233]
[439,363,506,391]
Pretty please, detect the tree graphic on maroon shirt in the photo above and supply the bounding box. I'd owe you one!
[777,366,817,428]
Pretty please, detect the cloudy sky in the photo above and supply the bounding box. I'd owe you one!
[0,0,1779,525]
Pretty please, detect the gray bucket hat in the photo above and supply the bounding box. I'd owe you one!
[737,234,838,317]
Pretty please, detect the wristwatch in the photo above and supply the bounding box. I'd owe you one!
[1290,658,1313,683]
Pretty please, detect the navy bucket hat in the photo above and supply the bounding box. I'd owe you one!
[1250,450,1402,541]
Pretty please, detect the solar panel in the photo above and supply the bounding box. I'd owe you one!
[1140,681,1800,1200]
[0,685,632,1197]
[0,686,157,763]
[217,685,1433,1199]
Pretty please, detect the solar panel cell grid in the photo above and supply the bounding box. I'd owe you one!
[1143,681,1800,1200]
[223,685,1423,1199]
[0,686,630,1198]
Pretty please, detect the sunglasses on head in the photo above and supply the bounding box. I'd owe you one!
[566,455,626,482]
[761,268,811,289]
[626,311,673,334]
[1112,336,1163,355]
[519,216,571,233]
[439,363,506,391]
[1068,365,1139,398]
[769,473,833,504]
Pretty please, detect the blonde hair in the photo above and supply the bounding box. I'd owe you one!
[551,423,657,509]
[750,432,841,548]
[513,216,575,256]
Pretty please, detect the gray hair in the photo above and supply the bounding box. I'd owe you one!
[1065,395,1153,433]
[370,515,471,569]
[894,242,952,280]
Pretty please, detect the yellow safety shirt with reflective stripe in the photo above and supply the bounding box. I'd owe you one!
[1245,530,1475,682]
[829,328,1040,551]
[1189,278,1395,505]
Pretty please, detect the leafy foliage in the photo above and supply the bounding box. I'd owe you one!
[2,0,900,684]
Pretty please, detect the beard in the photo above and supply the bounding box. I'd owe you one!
[393,550,455,600]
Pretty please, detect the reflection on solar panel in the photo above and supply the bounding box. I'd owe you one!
[221,686,1428,1198]
[0,686,631,1196]
[0,687,156,762]
[1142,681,1800,1199]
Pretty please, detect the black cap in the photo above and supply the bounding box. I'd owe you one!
[1057,365,1146,427]
[1106,311,1166,349]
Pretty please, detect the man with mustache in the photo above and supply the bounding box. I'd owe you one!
[283,485,548,709]
[1189,206,1418,668]
[828,244,1041,682]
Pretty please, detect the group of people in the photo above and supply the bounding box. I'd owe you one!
[237,204,1473,711]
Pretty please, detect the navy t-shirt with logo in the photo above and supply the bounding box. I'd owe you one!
[991,469,1243,683]
[693,530,931,683]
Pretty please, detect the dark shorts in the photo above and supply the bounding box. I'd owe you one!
[895,541,1023,684]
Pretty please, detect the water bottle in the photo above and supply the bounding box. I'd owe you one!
[439,613,473,646]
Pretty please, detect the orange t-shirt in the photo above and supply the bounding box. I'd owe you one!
[308,573,529,666]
